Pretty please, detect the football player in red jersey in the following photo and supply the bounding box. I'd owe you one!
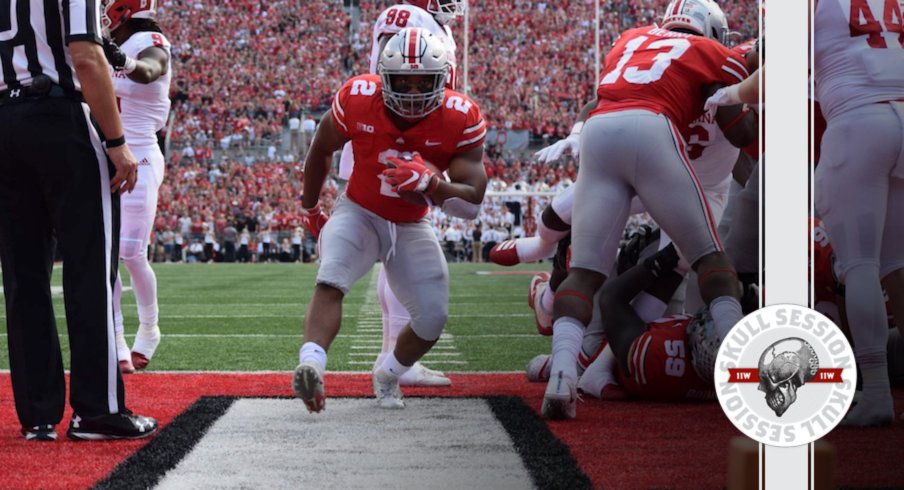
[543,0,752,420]
[293,28,487,413]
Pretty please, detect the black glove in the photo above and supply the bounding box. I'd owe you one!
[616,225,658,275]
[102,38,134,72]
[642,243,680,278]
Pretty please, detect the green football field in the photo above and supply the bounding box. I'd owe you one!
[0,263,551,372]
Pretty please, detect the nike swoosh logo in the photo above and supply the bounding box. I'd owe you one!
[425,140,442,146]
[398,173,420,190]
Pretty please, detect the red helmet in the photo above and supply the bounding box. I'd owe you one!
[404,0,466,25]
[102,0,157,34]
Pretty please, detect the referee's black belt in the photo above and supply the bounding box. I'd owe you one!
[0,76,83,106]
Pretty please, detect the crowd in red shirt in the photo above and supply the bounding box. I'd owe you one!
[150,0,758,258]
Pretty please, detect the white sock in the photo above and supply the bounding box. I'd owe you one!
[577,344,618,398]
[515,236,559,263]
[540,285,555,314]
[711,296,744,339]
[550,317,584,382]
[381,351,411,378]
[299,342,327,371]
[631,291,668,323]
[124,255,159,327]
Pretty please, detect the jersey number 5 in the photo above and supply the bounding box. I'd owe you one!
[600,36,691,86]
[664,339,686,377]
[850,0,904,49]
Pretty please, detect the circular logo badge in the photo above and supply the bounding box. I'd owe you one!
[715,304,857,447]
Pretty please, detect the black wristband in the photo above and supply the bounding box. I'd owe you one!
[105,135,126,149]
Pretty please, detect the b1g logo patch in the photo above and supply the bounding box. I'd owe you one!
[715,304,857,447]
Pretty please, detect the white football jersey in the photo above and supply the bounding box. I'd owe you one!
[369,4,457,88]
[686,110,739,198]
[814,0,904,121]
[112,31,173,148]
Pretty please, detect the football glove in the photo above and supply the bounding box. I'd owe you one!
[534,122,583,163]
[301,204,329,240]
[382,153,439,194]
[102,38,137,74]
[704,84,742,113]
[642,243,680,278]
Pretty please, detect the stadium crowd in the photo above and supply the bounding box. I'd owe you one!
[149,0,757,263]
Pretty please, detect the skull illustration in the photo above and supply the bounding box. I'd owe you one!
[757,338,819,417]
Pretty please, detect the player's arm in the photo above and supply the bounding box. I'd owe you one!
[600,249,682,373]
[704,82,758,149]
[428,145,487,218]
[127,46,169,84]
[301,111,348,209]
[102,38,168,84]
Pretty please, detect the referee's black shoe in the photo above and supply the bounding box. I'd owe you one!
[21,424,57,441]
[66,411,158,441]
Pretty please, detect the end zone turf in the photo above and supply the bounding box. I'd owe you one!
[0,373,902,488]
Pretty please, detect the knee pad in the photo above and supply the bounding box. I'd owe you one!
[538,219,569,244]
[120,238,147,263]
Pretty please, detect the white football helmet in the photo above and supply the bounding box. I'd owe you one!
[379,28,450,119]
[661,0,729,45]
[406,0,467,25]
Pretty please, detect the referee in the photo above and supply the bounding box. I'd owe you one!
[0,0,157,440]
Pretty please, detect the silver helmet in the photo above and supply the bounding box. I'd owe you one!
[407,0,467,25]
[662,0,730,45]
[378,28,450,120]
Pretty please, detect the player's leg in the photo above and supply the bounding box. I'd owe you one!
[120,148,164,370]
[374,267,450,386]
[490,187,572,265]
[881,175,904,340]
[817,103,901,426]
[684,183,731,315]
[377,220,450,408]
[546,113,634,419]
[634,115,743,339]
[112,274,134,373]
[294,197,381,413]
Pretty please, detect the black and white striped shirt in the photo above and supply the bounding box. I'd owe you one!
[0,0,102,92]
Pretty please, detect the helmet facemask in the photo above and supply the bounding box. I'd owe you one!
[378,28,450,120]
[381,71,448,119]
[429,0,467,25]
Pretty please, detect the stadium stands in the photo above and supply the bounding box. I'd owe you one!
[152,0,758,262]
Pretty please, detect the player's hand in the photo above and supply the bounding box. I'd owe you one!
[705,84,742,113]
[301,204,329,240]
[534,133,581,163]
[102,37,136,73]
[616,225,655,275]
[643,243,680,278]
[383,153,439,194]
[106,143,138,194]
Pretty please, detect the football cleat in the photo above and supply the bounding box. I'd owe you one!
[131,324,160,370]
[399,362,451,387]
[526,354,552,382]
[541,370,578,420]
[841,393,894,427]
[119,359,135,374]
[373,368,405,409]
[67,412,158,440]
[293,362,326,413]
[528,272,553,336]
[21,424,57,442]
[489,240,521,266]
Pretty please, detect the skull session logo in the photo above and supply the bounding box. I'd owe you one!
[715,305,857,447]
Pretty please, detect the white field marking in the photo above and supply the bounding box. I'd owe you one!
[153,399,533,490]
[348,268,384,361]
[349,344,457,350]
[121,301,528,308]
[348,352,461,357]
[348,360,470,365]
